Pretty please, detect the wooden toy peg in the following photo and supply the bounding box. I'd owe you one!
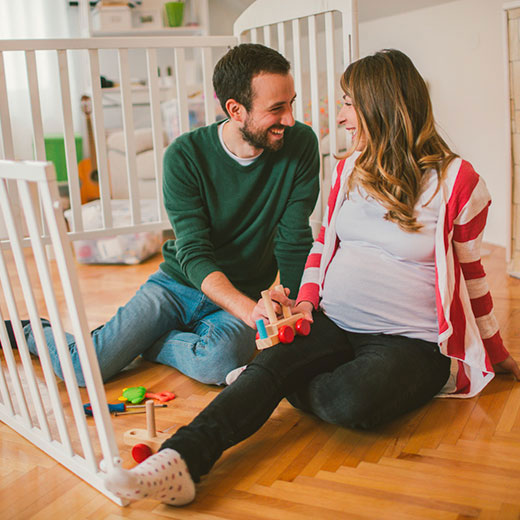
[146,399,156,438]
[261,289,277,324]
[275,284,292,319]
[124,398,170,452]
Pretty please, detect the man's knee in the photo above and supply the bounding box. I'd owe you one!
[191,332,256,385]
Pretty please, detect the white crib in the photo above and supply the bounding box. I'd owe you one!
[0,0,358,505]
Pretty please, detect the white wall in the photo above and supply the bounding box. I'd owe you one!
[358,0,510,246]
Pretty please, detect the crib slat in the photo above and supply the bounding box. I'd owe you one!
[57,49,84,233]
[0,332,14,415]
[308,16,320,141]
[250,27,258,44]
[17,179,79,459]
[88,49,113,229]
[25,51,46,163]
[351,0,359,62]
[263,25,271,47]
[145,48,166,220]
[174,48,190,135]
[118,48,141,225]
[0,51,22,233]
[37,164,120,469]
[0,178,51,438]
[201,47,216,126]
[0,252,31,425]
[291,19,304,122]
[277,22,286,56]
[325,12,337,158]
[0,52,15,160]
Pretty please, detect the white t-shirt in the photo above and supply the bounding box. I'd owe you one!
[218,121,262,166]
[321,168,441,342]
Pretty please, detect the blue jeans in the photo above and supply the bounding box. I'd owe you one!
[161,312,451,481]
[25,270,256,386]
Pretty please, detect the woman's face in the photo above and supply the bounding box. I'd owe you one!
[337,94,366,151]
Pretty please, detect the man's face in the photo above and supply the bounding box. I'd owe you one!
[240,72,296,152]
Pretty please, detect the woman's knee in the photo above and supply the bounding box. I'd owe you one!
[297,373,383,430]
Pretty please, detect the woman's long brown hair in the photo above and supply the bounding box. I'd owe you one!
[341,49,457,232]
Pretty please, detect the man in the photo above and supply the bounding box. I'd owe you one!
[9,43,319,386]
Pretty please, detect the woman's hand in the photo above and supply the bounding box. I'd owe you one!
[494,355,520,381]
[293,301,314,323]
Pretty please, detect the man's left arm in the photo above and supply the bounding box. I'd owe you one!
[275,129,320,296]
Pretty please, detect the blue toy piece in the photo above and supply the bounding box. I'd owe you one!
[83,402,126,416]
[256,318,268,339]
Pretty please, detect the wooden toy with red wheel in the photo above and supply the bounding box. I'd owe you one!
[124,399,171,462]
[255,284,311,350]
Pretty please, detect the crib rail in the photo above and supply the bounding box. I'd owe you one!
[0,160,124,504]
[0,35,236,243]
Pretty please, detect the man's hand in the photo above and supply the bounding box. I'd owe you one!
[200,271,257,328]
[494,355,520,381]
[250,287,287,324]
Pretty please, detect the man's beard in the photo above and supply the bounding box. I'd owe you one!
[240,118,285,152]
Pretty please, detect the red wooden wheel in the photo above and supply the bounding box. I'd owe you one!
[132,443,153,463]
[295,318,311,336]
[278,325,294,344]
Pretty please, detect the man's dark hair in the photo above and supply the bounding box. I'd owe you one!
[213,43,291,116]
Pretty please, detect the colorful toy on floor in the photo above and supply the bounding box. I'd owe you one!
[83,401,166,416]
[119,386,146,404]
[118,386,176,404]
[124,400,171,462]
[145,391,176,403]
[255,284,311,350]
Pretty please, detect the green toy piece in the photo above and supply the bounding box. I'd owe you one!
[118,386,147,404]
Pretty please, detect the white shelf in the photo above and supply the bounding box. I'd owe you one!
[86,0,209,37]
[91,25,205,37]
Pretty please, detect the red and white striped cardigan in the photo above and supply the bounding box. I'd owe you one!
[296,154,510,397]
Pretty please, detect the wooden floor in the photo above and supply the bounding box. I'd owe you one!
[1,245,520,519]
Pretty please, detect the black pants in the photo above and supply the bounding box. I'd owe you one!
[161,312,451,481]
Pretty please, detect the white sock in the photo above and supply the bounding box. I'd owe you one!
[103,448,196,506]
[225,364,247,385]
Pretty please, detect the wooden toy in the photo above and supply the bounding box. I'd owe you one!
[255,284,311,350]
[131,443,153,463]
[124,400,171,460]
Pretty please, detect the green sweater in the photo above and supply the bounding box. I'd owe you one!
[160,120,319,299]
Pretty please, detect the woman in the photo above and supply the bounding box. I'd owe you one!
[104,49,520,506]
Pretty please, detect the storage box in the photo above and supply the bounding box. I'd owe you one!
[92,5,132,32]
[64,199,163,265]
[43,134,83,182]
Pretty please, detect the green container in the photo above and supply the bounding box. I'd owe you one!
[43,134,83,182]
[165,2,184,27]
